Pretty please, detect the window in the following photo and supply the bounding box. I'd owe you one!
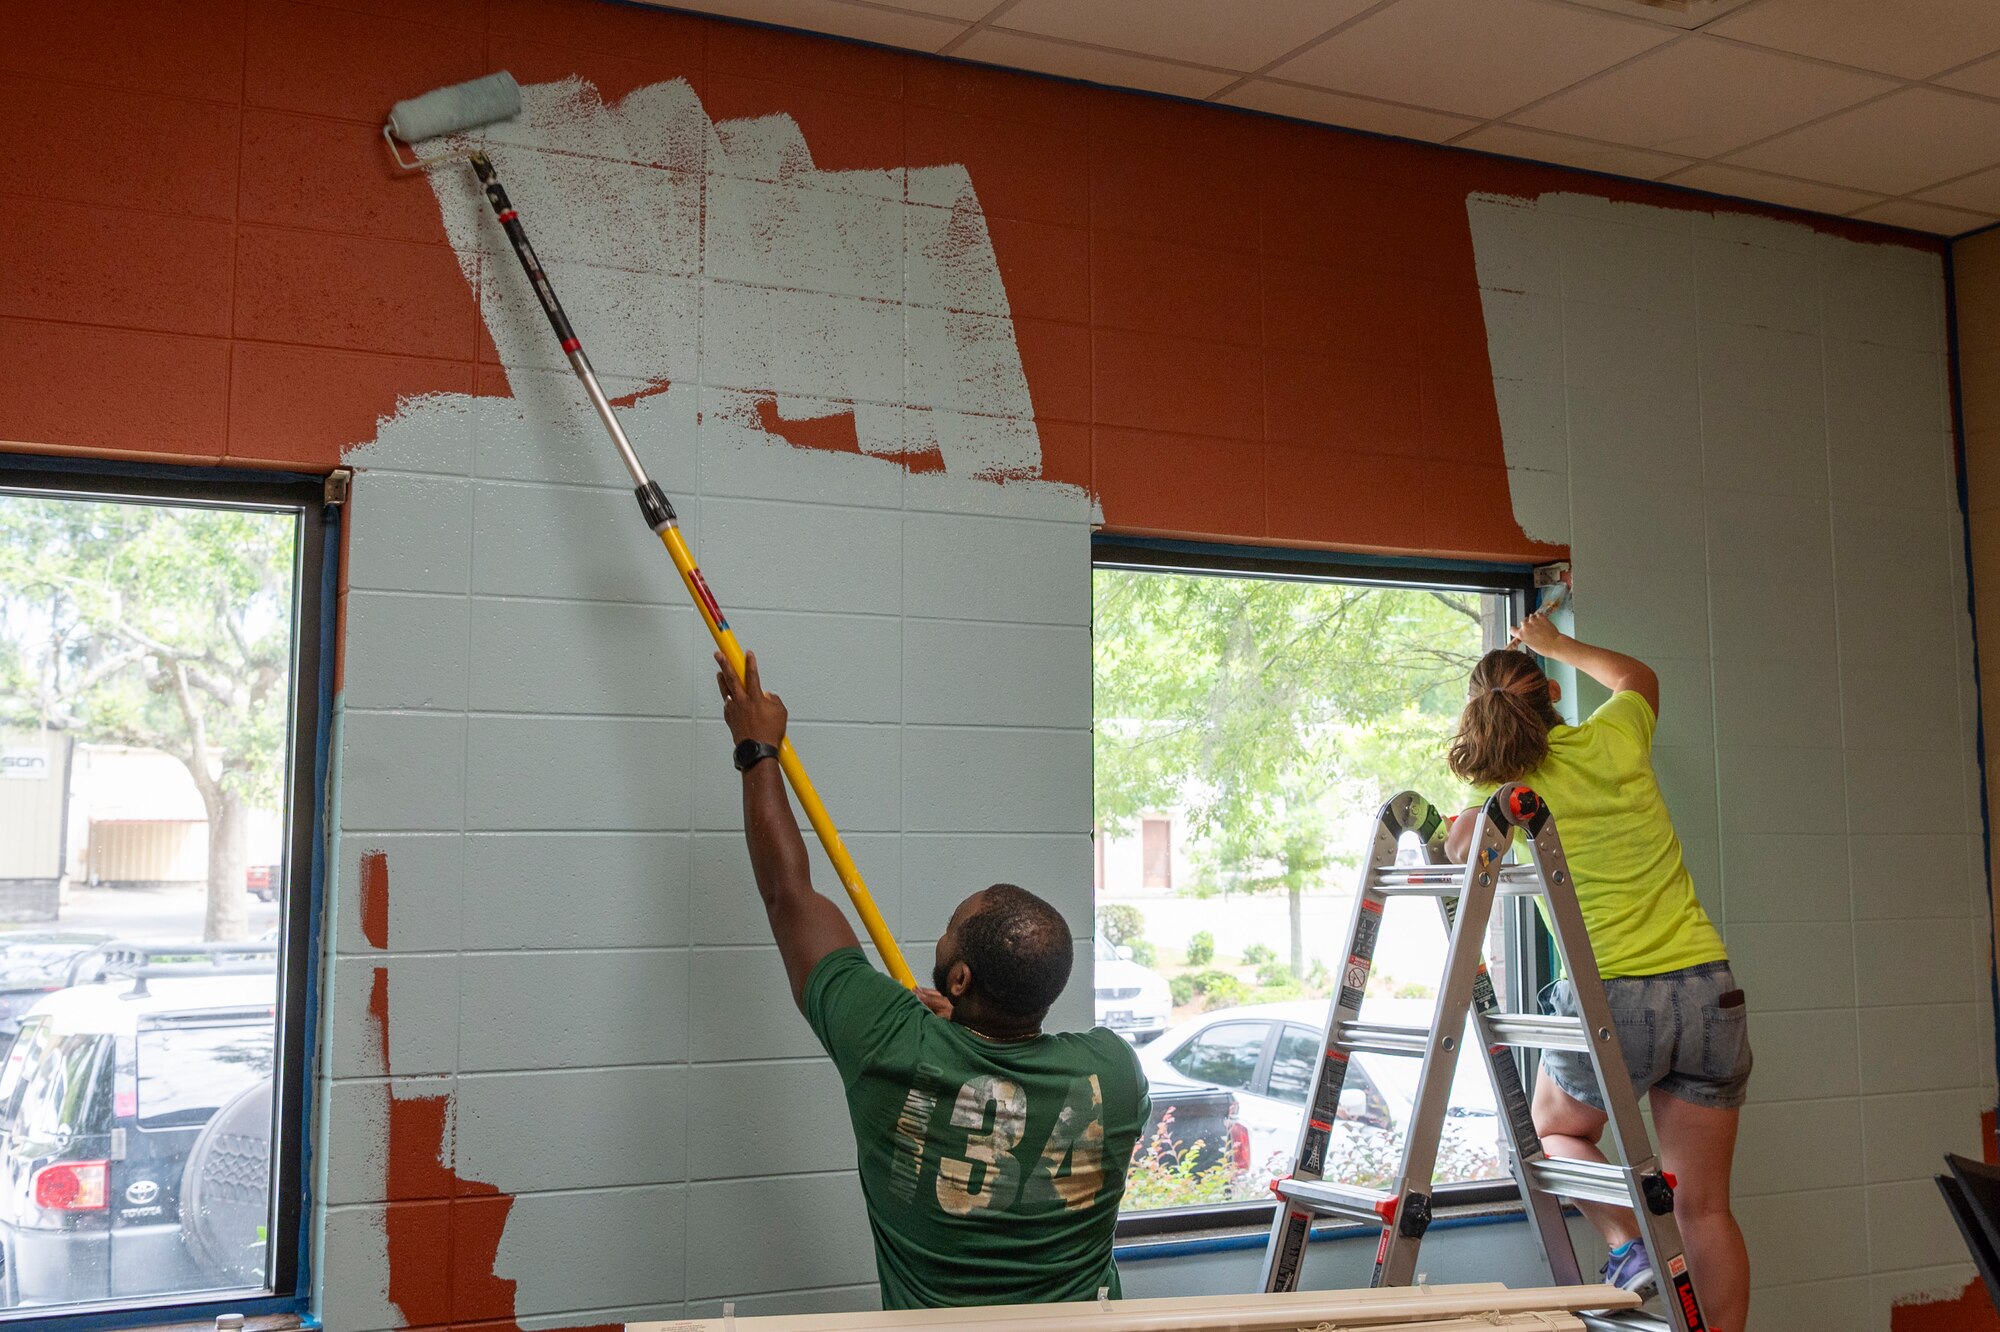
[1094,541,1536,1218]
[0,462,330,1326]
[1165,1021,1268,1090]
[1141,819,1172,889]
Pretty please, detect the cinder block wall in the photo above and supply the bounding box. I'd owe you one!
[0,1,1992,1327]
[1469,194,1994,1326]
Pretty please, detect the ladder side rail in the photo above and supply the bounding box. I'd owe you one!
[1258,798,1406,1293]
[1373,807,1505,1286]
[1506,786,1708,1332]
[1427,849,1586,1286]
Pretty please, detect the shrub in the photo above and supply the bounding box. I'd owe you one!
[1195,971,1249,1010]
[1241,942,1277,967]
[1255,960,1296,988]
[1098,904,1146,948]
[1122,1107,1243,1209]
[1169,974,1198,1007]
[1185,930,1215,966]
[1129,939,1157,967]
[1393,980,1436,1000]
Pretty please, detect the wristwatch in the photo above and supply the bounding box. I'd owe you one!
[733,738,781,772]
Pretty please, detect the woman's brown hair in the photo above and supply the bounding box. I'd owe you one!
[1447,649,1566,787]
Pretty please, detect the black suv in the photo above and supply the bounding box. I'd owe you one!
[0,942,276,1308]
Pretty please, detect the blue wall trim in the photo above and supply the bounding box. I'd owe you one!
[1115,1208,1529,1263]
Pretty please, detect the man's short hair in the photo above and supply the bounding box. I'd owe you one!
[958,884,1073,1018]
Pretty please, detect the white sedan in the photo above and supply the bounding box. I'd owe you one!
[1093,937,1173,1043]
[1138,999,1504,1185]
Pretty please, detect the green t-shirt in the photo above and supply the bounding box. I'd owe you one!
[1489,691,1726,980]
[802,948,1150,1310]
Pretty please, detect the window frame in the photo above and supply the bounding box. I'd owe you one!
[0,454,335,1330]
[1093,536,1547,1236]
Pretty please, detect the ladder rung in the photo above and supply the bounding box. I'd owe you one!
[1484,1013,1592,1052]
[1274,1177,1394,1224]
[1525,1157,1638,1209]
[1369,863,1546,896]
[1335,1020,1434,1057]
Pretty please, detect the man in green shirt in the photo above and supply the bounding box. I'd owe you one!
[715,652,1150,1310]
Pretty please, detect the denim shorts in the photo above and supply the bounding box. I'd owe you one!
[1540,961,1753,1111]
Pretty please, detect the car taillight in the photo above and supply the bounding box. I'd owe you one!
[1228,1122,1251,1172]
[33,1160,109,1211]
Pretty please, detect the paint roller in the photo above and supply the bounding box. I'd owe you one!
[385,73,918,989]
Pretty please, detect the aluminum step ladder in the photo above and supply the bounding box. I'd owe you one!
[1257,784,1710,1332]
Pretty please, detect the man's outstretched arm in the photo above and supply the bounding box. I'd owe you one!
[716,651,860,1008]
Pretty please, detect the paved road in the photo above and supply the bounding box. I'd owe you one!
[3,882,281,943]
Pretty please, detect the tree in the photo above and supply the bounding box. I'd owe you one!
[0,497,296,941]
[1093,571,1481,976]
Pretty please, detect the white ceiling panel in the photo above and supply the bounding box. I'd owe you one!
[643,0,2000,234]
[1935,51,2000,100]
[677,0,967,50]
[1458,122,1695,180]
[998,0,1378,74]
[1220,81,1482,144]
[1513,35,1897,159]
[1705,0,2000,81]
[1725,87,2000,197]
[1265,0,1673,121]
[1917,166,2000,216]
[952,28,1235,100]
[1665,162,1887,216]
[1850,198,2000,233]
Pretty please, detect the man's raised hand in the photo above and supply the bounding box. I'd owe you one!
[716,650,788,748]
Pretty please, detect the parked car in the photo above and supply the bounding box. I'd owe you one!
[0,942,277,1308]
[1136,1066,1250,1179]
[0,934,115,1054]
[1138,999,1502,1186]
[1093,937,1172,1044]
[244,866,279,903]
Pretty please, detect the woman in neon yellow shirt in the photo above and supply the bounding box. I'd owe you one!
[1443,611,1750,1332]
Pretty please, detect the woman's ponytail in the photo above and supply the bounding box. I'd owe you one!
[1447,650,1564,786]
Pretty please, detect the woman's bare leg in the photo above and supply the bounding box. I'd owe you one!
[1650,1089,1749,1332]
[1532,1070,1637,1245]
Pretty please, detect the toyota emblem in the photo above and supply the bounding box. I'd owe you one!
[124,1179,160,1206]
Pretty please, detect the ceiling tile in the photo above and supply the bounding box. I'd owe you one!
[999,0,1376,73]
[1220,80,1482,143]
[1935,51,2000,99]
[654,0,968,50]
[1848,198,1998,236]
[952,28,1235,100]
[1916,165,2000,214]
[1724,87,2000,196]
[1266,0,1674,120]
[1458,123,1696,180]
[1666,162,1887,215]
[1705,0,2000,80]
[1514,35,1896,158]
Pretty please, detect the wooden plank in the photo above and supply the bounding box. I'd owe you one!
[629,1283,1642,1332]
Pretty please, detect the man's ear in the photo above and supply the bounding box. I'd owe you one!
[946,959,972,998]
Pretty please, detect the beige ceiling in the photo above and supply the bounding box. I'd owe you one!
[646,0,2000,238]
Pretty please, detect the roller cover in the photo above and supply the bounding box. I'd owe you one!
[388,70,521,142]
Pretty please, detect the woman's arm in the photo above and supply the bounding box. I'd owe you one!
[1514,611,1659,717]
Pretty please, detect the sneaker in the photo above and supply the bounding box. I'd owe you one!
[1601,1239,1658,1299]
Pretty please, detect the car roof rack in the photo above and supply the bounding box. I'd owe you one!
[75,940,280,999]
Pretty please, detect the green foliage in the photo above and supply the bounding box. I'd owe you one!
[1093,570,1484,969]
[1122,1108,1249,1210]
[1128,939,1157,967]
[1394,980,1437,1000]
[1241,942,1277,967]
[1185,930,1215,966]
[1255,959,1296,988]
[1169,973,1197,1008]
[1097,904,1146,948]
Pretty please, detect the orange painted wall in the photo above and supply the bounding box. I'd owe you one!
[0,0,1940,566]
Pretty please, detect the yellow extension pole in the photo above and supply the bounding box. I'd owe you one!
[656,525,918,990]
[462,149,917,990]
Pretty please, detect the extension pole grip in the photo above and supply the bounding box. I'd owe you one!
[656,524,917,990]
[468,150,915,990]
